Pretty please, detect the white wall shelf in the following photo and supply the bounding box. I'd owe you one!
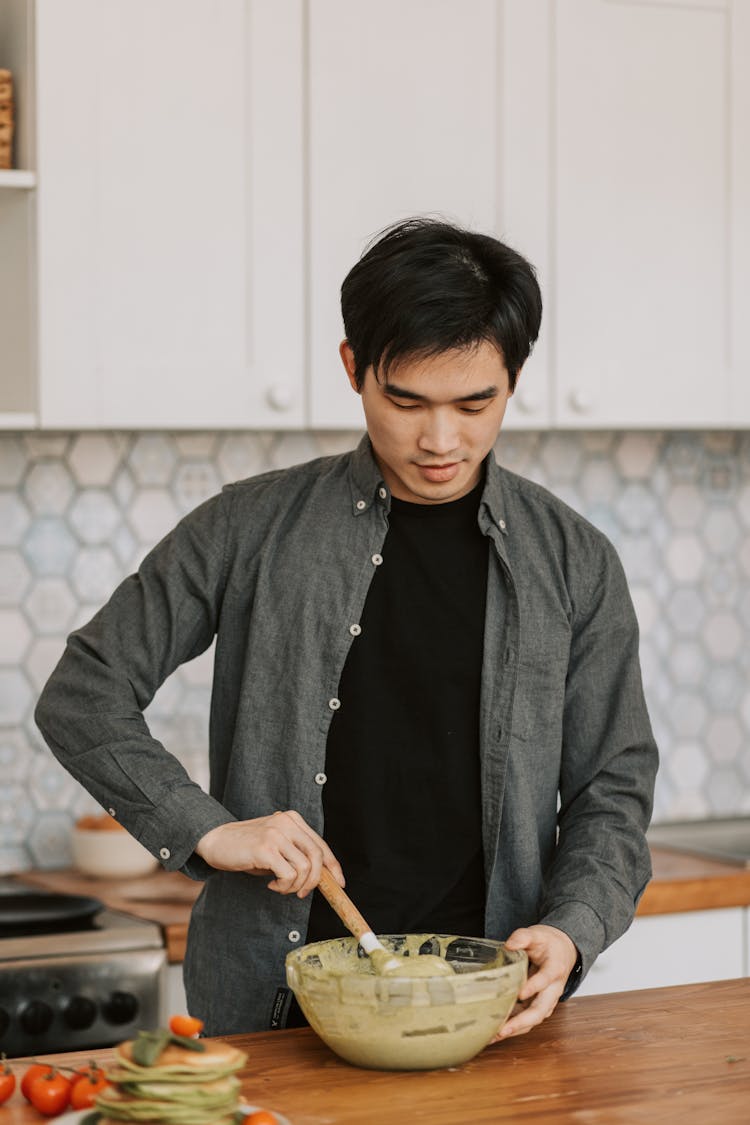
[0,170,36,188]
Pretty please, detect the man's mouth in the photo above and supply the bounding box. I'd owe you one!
[416,462,461,482]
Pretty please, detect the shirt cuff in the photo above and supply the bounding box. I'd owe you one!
[539,899,607,996]
[135,783,237,880]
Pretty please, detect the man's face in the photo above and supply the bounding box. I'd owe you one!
[342,339,514,505]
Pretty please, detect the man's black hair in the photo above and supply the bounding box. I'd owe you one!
[340,216,543,391]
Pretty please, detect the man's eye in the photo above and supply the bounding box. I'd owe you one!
[390,400,419,410]
[460,405,487,414]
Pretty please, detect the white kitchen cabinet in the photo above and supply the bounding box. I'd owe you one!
[307,0,553,430]
[550,0,749,428]
[5,1,749,431]
[308,0,750,432]
[576,908,746,997]
[3,0,305,429]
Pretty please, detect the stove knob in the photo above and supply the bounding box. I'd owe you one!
[19,1000,54,1036]
[63,995,98,1030]
[102,990,139,1025]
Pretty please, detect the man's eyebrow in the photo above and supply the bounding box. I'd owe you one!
[382,382,500,403]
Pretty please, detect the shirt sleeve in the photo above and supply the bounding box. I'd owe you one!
[537,537,659,990]
[34,488,239,879]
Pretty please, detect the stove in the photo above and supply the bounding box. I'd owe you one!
[0,878,166,1058]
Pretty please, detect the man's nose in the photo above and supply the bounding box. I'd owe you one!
[417,410,460,456]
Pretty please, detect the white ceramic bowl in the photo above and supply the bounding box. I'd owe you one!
[71,827,159,878]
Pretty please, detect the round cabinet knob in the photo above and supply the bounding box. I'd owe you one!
[569,388,594,414]
[265,385,294,412]
[63,995,97,1030]
[102,990,139,1025]
[19,1000,54,1036]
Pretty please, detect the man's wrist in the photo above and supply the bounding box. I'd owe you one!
[194,822,228,861]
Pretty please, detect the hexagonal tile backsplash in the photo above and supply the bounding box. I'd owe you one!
[1,429,749,872]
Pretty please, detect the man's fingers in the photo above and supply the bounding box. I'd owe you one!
[195,813,345,895]
[496,986,560,1039]
[517,966,554,1002]
[262,816,339,896]
[280,811,345,886]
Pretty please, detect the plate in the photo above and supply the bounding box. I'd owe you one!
[53,1107,291,1125]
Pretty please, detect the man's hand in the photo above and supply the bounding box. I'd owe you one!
[490,924,579,1042]
[195,811,345,898]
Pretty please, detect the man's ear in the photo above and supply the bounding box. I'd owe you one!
[339,340,359,393]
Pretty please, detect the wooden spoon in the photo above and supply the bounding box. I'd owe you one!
[317,867,454,977]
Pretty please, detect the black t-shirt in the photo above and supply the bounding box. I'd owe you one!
[306,477,489,942]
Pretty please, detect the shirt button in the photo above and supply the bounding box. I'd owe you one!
[349,623,362,636]
[159,847,171,860]
[498,519,507,531]
[378,487,387,500]
[315,772,327,786]
[356,499,366,510]
[371,553,383,566]
[328,697,341,711]
[288,930,301,943]
[108,807,116,817]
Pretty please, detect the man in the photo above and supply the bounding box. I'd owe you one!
[35,218,657,1040]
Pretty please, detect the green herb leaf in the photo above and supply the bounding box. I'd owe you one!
[131,1029,171,1067]
[168,1032,206,1052]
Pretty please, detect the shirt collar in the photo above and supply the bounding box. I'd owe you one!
[479,453,511,566]
[348,435,510,537]
[349,434,389,515]
[480,452,508,530]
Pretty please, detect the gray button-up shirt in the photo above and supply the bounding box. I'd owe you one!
[35,437,657,1033]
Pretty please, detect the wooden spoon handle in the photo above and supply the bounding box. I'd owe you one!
[318,867,372,941]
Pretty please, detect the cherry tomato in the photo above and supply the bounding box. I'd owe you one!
[72,1061,103,1083]
[21,1063,54,1102]
[245,1112,279,1125]
[69,1068,109,1109]
[168,1013,204,1037]
[28,1068,72,1117]
[0,1055,16,1105]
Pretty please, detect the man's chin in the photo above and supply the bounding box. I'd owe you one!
[401,469,476,505]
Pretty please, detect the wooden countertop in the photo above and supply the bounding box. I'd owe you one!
[3,979,749,1124]
[16,845,750,963]
[640,847,750,915]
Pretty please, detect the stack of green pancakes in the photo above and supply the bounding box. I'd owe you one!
[94,1030,247,1125]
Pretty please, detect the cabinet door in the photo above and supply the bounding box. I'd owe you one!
[36,0,304,429]
[307,0,552,430]
[576,908,745,996]
[554,0,739,428]
[727,2,750,422]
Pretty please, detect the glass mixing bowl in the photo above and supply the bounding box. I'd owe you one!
[286,933,527,1070]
